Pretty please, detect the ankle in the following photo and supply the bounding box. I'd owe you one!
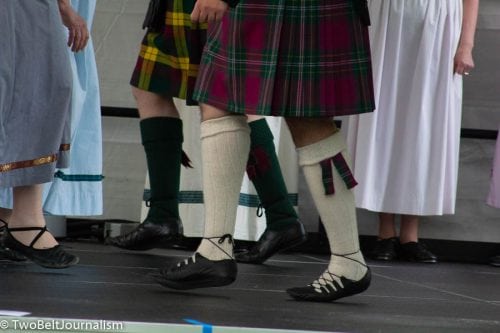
[265,217,299,231]
[7,226,58,249]
[399,236,418,244]
[327,251,367,281]
[260,200,298,231]
[8,216,45,229]
[145,202,179,223]
[197,234,234,261]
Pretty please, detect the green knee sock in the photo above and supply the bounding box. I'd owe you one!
[247,119,298,231]
[141,117,183,223]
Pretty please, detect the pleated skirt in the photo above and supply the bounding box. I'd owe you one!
[130,0,207,105]
[193,0,374,117]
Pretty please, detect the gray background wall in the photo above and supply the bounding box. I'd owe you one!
[92,0,500,243]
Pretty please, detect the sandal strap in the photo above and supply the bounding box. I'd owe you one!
[0,218,6,231]
[7,226,48,248]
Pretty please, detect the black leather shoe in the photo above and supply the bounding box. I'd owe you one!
[235,222,307,264]
[0,220,27,261]
[3,226,78,269]
[489,255,500,267]
[370,237,399,261]
[287,268,371,302]
[0,238,27,262]
[105,218,182,251]
[399,242,437,263]
[155,253,237,290]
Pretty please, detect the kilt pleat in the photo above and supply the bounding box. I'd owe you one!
[194,0,375,117]
[130,0,206,105]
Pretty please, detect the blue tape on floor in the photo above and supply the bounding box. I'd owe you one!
[184,318,213,333]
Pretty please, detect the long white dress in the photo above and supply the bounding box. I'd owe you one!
[345,0,463,215]
[0,0,103,216]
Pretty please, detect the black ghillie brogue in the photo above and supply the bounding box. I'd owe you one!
[105,217,182,251]
[155,234,237,290]
[235,221,306,264]
[287,251,371,302]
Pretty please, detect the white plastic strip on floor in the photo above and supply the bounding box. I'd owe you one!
[0,310,30,317]
[0,317,344,333]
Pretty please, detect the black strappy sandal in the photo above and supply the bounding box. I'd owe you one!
[3,226,79,269]
[0,219,27,262]
[286,251,371,302]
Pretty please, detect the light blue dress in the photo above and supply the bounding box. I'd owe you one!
[0,0,103,216]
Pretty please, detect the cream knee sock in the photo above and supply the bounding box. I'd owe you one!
[197,115,251,261]
[298,133,367,283]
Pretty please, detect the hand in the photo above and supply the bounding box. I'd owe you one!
[191,0,229,24]
[454,44,474,76]
[58,0,89,52]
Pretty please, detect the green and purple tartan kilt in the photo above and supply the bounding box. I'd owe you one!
[130,0,207,105]
[193,0,375,117]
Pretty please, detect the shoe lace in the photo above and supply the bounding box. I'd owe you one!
[311,250,367,294]
[176,234,234,267]
[178,254,196,267]
[205,234,234,259]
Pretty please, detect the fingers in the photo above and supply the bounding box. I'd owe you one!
[68,25,89,52]
[63,12,89,52]
[67,26,75,48]
[454,60,474,76]
[191,0,228,24]
[190,5,201,23]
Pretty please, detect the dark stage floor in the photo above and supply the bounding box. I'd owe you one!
[1,241,499,333]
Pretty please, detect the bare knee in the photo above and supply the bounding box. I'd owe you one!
[285,118,338,148]
[200,103,238,121]
[131,87,179,119]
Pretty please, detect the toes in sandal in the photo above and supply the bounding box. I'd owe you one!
[3,226,79,269]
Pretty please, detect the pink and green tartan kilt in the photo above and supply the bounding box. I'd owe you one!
[193,0,375,117]
[130,0,207,105]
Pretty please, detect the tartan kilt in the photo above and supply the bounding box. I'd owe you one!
[130,0,207,105]
[193,0,375,117]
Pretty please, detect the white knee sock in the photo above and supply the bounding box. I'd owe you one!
[298,133,367,283]
[197,115,251,261]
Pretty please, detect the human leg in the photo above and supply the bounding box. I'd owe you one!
[156,104,250,289]
[0,207,26,261]
[399,215,437,263]
[236,115,305,264]
[2,185,78,268]
[370,213,399,261]
[0,208,11,222]
[285,119,370,302]
[106,89,184,250]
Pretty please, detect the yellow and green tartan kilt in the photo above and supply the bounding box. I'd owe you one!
[130,0,207,105]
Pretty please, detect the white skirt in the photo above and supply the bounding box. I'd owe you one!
[344,0,463,215]
[141,102,299,241]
